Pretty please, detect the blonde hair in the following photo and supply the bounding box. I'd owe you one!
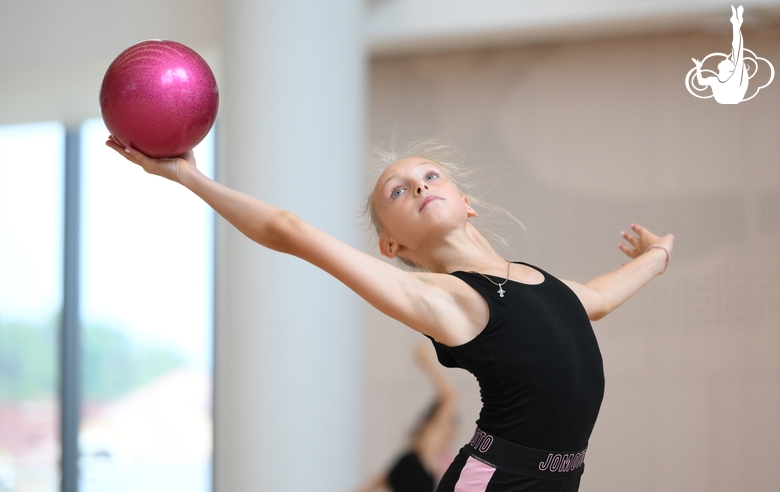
[362,138,523,268]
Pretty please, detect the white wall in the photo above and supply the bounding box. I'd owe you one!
[5,0,780,125]
[367,0,780,54]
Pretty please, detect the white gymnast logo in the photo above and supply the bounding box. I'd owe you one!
[685,5,774,104]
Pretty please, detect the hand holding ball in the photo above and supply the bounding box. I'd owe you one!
[100,40,219,158]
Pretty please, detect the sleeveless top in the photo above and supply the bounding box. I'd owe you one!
[429,263,605,451]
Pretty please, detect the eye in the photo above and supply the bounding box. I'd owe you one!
[425,171,439,181]
[390,187,404,199]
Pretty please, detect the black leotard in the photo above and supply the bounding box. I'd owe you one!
[429,263,604,451]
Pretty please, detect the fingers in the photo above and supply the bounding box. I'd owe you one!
[618,224,642,253]
[629,223,651,238]
[103,135,187,185]
[104,135,166,174]
[123,145,152,165]
[104,135,123,152]
[618,224,655,257]
[617,241,639,259]
[105,136,140,164]
[618,223,675,260]
[105,136,157,164]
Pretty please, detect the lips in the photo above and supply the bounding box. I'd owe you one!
[419,195,442,211]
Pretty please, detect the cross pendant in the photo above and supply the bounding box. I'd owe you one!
[497,286,505,297]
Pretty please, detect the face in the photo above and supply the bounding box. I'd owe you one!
[372,157,476,259]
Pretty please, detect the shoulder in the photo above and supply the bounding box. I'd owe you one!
[410,271,490,347]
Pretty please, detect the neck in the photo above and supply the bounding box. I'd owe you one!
[403,222,507,274]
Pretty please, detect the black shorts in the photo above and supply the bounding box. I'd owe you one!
[436,428,587,492]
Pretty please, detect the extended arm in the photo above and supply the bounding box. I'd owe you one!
[563,224,673,321]
[105,139,481,343]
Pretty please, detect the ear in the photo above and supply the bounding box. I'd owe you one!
[379,235,399,259]
[463,196,478,218]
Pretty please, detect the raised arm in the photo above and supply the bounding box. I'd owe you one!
[563,223,674,321]
[105,139,482,343]
[692,58,710,87]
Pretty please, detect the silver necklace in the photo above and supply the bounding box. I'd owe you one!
[474,261,511,297]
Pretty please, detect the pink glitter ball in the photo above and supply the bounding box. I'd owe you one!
[100,40,219,158]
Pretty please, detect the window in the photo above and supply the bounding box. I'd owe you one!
[78,119,214,492]
[0,121,65,492]
[0,119,214,492]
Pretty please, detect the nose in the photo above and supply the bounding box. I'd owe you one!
[415,181,429,196]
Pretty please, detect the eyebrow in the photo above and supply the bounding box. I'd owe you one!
[379,173,399,193]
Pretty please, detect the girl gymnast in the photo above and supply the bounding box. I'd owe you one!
[106,136,673,491]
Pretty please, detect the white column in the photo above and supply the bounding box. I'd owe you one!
[216,1,366,491]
